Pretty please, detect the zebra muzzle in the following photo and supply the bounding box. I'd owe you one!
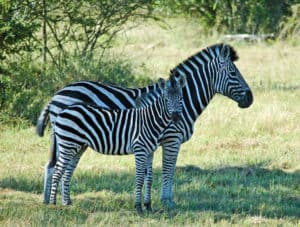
[172,112,182,124]
[238,89,253,108]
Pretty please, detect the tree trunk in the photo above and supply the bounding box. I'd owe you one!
[42,0,47,68]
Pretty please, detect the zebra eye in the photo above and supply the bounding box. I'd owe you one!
[230,68,236,76]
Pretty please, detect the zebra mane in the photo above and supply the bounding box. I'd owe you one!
[170,43,239,76]
[222,43,238,61]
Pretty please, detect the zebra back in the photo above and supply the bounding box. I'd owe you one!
[36,81,160,137]
[135,78,165,108]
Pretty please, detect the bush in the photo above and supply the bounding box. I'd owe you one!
[155,0,295,34]
[279,4,300,39]
[0,55,151,126]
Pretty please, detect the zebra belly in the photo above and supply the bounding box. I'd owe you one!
[92,138,134,155]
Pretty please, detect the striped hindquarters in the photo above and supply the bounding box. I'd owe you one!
[37,81,158,137]
[54,104,139,155]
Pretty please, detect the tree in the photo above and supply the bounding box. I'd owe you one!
[0,0,155,124]
[0,0,39,60]
[155,0,294,34]
[1,0,154,63]
[34,0,155,64]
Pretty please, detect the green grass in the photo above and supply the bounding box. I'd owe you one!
[0,18,300,226]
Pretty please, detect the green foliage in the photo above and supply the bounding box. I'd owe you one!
[0,0,39,60]
[212,0,292,34]
[0,55,151,125]
[0,0,154,126]
[155,0,295,34]
[0,0,155,61]
[39,0,155,61]
[279,4,300,39]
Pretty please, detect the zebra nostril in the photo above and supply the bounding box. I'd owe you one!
[172,112,181,123]
[245,89,253,105]
[238,89,253,108]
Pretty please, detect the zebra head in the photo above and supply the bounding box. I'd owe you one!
[160,72,186,123]
[213,44,253,108]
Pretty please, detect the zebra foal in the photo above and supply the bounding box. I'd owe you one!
[49,74,186,213]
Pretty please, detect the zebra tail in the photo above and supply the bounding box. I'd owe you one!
[36,103,50,137]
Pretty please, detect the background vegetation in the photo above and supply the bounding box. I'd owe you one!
[0,0,299,226]
[155,0,299,34]
[0,0,299,125]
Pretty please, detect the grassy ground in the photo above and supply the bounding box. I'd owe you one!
[0,18,299,226]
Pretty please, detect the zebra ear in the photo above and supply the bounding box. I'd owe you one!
[170,70,186,88]
[220,44,230,61]
[178,74,186,88]
[158,78,166,90]
[170,69,180,79]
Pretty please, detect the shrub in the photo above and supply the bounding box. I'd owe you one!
[279,4,300,39]
[0,55,151,126]
[155,0,295,35]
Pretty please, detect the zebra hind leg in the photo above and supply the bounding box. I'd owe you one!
[61,146,86,205]
[49,145,75,205]
[49,161,66,205]
[43,162,54,204]
[143,153,153,212]
[43,132,57,204]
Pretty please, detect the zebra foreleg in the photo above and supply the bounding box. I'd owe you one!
[160,139,181,208]
[134,152,147,214]
[61,148,85,205]
[143,152,153,211]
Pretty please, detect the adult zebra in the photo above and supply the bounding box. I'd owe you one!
[49,75,186,213]
[37,43,253,207]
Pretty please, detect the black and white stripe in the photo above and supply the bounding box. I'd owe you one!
[49,76,186,213]
[38,43,253,207]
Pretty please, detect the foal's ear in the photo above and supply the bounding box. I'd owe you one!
[170,70,186,88]
[170,69,181,80]
[178,74,186,88]
[158,78,166,90]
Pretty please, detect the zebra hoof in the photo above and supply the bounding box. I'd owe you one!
[161,199,176,209]
[135,203,143,214]
[144,202,152,212]
[49,201,56,205]
[63,200,72,206]
[43,193,51,204]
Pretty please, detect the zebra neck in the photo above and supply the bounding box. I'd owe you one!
[141,97,172,131]
[175,62,215,121]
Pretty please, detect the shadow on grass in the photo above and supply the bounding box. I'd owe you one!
[0,164,299,219]
[174,165,300,219]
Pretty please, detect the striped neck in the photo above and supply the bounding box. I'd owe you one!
[170,44,224,121]
[140,96,172,130]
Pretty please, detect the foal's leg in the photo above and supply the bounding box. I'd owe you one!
[143,152,153,211]
[161,139,181,208]
[134,152,147,214]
